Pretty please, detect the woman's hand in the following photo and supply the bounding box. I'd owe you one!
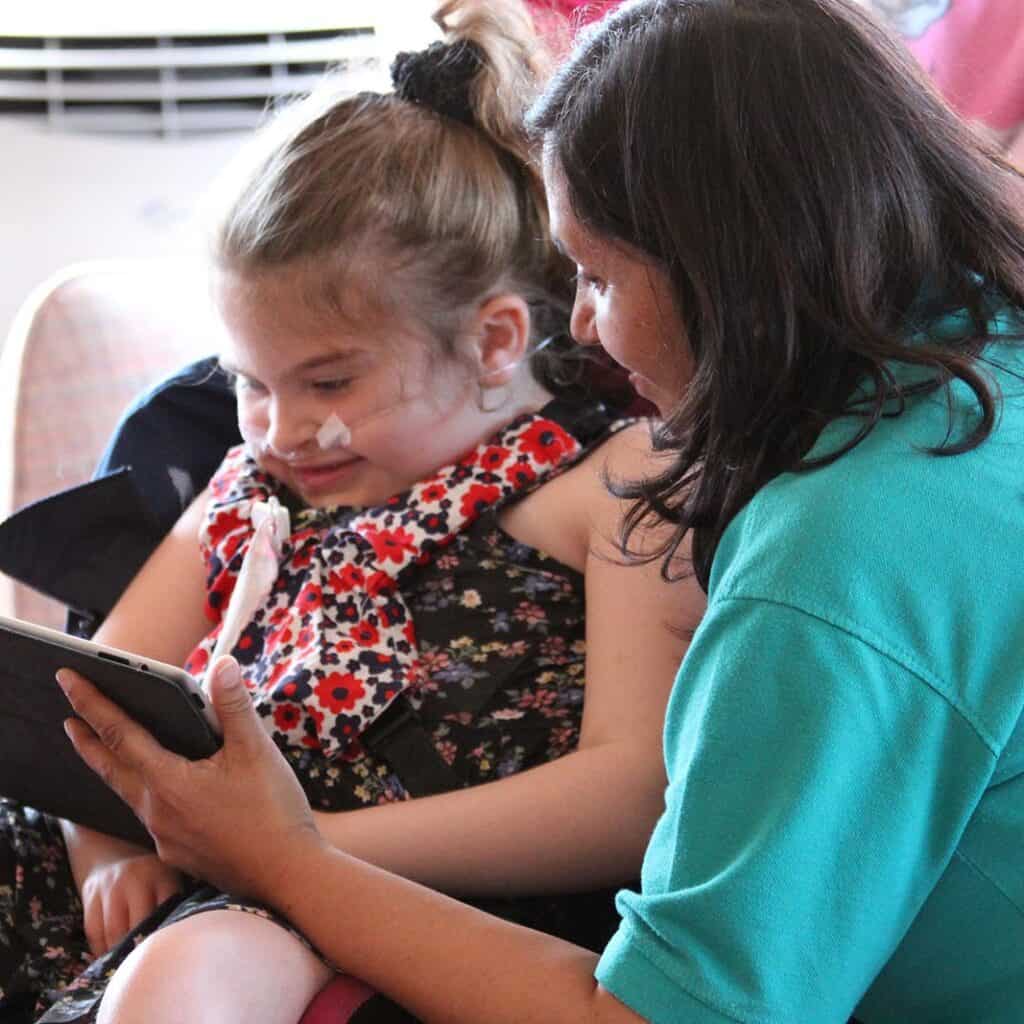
[62,821,182,956]
[58,656,325,905]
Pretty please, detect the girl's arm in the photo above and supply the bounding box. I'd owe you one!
[60,490,212,951]
[312,425,704,895]
[88,489,212,663]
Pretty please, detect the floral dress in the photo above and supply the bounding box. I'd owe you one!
[0,399,630,1022]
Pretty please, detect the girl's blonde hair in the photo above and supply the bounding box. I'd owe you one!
[214,0,572,356]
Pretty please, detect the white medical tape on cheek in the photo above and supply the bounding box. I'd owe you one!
[240,427,272,463]
[316,412,352,450]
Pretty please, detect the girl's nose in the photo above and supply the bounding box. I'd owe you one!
[264,397,313,458]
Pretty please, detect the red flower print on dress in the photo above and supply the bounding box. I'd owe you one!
[460,483,501,519]
[220,532,246,564]
[184,646,208,676]
[366,570,396,597]
[192,413,590,759]
[289,540,316,569]
[301,706,325,749]
[205,572,235,622]
[517,420,575,465]
[480,445,510,471]
[265,625,292,655]
[269,607,291,627]
[352,620,380,647]
[267,661,289,687]
[209,465,241,498]
[419,511,447,536]
[297,583,322,613]
[421,482,447,503]
[329,565,366,593]
[209,507,246,542]
[364,526,417,565]
[273,703,302,731]
[505,462,537,487]
[315,672,365,713]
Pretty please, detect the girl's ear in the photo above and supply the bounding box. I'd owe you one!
[471,293,532,387]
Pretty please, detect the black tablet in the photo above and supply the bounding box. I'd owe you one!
[0,614,221,846]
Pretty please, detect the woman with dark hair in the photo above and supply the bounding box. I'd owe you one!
[54,0,1024,1021]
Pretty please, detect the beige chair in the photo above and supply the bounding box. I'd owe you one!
[0,260,222,628]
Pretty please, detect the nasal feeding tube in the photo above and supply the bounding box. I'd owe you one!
[241,334,558,462]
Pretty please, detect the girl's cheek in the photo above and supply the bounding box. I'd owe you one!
[237,405,267,452]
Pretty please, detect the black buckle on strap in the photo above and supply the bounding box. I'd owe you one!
[360,695,462,798]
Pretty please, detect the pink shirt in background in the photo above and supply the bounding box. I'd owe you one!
[871,0,1024,158]
[525,0,621,53]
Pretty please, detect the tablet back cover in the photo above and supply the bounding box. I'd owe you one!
[0,629,219,846]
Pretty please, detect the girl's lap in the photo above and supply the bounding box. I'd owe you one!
[36,885,326,1023]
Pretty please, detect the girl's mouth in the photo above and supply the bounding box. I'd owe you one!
[290,457,363,496]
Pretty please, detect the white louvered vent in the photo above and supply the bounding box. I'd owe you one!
[0,26,382,136]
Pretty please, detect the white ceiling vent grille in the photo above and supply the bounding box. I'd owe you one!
[0,26,382,136]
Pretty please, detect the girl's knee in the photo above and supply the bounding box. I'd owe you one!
[97,910,331,1024]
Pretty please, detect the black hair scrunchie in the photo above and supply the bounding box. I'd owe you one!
[390,39,483,126]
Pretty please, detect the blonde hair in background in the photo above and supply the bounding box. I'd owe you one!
[210,0,570,353]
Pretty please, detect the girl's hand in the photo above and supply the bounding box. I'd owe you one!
[58,656,325,905]
[80,851,181,957]
[62,821,182,956]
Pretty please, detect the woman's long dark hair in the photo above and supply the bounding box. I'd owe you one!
[528,0,1024,590]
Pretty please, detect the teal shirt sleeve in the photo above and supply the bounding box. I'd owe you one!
[596,596,998,1023]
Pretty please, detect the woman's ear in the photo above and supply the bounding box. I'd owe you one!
[471,293,532,387]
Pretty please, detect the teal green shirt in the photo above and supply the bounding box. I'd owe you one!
[597,333,1024,1022]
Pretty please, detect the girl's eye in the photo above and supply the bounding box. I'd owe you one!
[311,378,351,393]
[234,374,267,395]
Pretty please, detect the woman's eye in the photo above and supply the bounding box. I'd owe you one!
[573,270,607,294]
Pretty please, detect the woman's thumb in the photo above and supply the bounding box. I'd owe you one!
[207,656,258,742]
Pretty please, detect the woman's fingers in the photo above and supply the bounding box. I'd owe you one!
[58,669,176,820]
[62,715,152,824]
[57,660,321,903]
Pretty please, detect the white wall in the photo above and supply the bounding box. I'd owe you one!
[0,1,439,346]
[0,118,245,345]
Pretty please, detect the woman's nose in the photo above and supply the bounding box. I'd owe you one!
[569,289,598,346]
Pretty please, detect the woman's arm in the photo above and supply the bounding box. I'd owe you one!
[61,661,648,1024]
[312,425,704,895]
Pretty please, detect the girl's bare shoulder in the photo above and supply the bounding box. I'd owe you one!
[498,420,662,572]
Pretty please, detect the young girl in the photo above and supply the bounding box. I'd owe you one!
[0,1,702,1022]
[58,0,1024,1021]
